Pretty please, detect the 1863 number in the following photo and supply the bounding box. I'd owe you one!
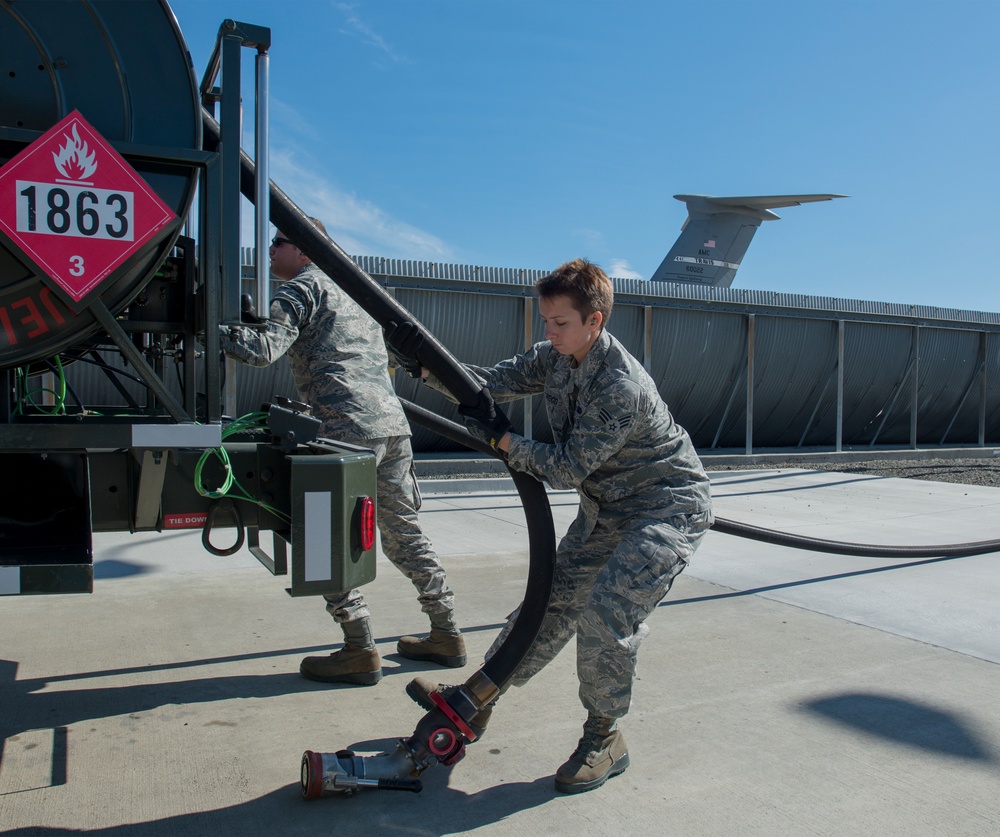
[16,181,133,240]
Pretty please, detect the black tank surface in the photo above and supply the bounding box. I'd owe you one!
[0,0,200,368]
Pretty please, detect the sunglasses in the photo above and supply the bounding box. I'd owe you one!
[271,236,293,248]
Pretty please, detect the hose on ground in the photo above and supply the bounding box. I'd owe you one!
[711,516,1000,558]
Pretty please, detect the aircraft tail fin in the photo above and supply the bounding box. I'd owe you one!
[649,193,847,287]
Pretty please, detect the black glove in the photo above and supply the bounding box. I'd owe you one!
[240,293,263,324]
[385,320,424,378]
[459,389,513,452]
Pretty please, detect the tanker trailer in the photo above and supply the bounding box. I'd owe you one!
[0,0,378,597]
[1,2,561,794]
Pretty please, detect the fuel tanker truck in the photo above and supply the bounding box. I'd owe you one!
[10,0,1000,802]
[0,0,558,796]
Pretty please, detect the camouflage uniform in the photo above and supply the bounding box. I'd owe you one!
[429,329,712,718]
[220,263,455,622]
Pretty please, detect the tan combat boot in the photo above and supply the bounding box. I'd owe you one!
[397,611,467,667]
[405,676,494,740]
[300,617,382,686]
[554,715,630,794]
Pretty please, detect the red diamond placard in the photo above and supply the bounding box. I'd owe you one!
[0,110,177,311]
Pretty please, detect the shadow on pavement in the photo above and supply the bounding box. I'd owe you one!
[802,692,996,762]
[2,769,556,836]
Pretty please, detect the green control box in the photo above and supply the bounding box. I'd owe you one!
[1,439,378,598]
[286,445,378,597]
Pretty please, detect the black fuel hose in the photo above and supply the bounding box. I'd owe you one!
[395,396,1000,562]
[201,112,481,408]
[400,398,555,686]
[203,110,556,687]
[712,516,1000,558]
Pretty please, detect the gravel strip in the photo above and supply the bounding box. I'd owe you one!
[705,457,1000,488]
[417,454,1000,489]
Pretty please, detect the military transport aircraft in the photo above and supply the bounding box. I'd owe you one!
[650,193,847,287]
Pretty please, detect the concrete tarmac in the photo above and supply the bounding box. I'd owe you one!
[2,468,999,835]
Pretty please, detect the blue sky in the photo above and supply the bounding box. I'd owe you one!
[169,0,1000,313]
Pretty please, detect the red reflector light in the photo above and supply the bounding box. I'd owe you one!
[360,496,375,551]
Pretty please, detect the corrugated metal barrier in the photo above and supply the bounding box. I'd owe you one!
[63,251,1000,454]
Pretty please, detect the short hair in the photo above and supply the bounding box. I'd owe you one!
[307,216,329,237]
[535,258,613,325]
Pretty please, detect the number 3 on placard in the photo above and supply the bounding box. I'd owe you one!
[69,255,85,276]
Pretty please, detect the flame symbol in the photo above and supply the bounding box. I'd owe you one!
[52,124,98,181]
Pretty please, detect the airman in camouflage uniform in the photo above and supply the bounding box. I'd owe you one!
[220,221,465,687]
[411,258,712,793]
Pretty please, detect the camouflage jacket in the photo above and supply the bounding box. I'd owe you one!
[429,330,712,525]
[219,263,409,441]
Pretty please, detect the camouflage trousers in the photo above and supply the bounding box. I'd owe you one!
[323,435,455,623]
[486,508,712,718]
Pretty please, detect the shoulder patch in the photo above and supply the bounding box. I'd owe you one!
[598,407,632,433]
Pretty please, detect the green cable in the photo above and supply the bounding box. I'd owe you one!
[12,357,67,415]
[53,355,67,413]
[193,411,291,523]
